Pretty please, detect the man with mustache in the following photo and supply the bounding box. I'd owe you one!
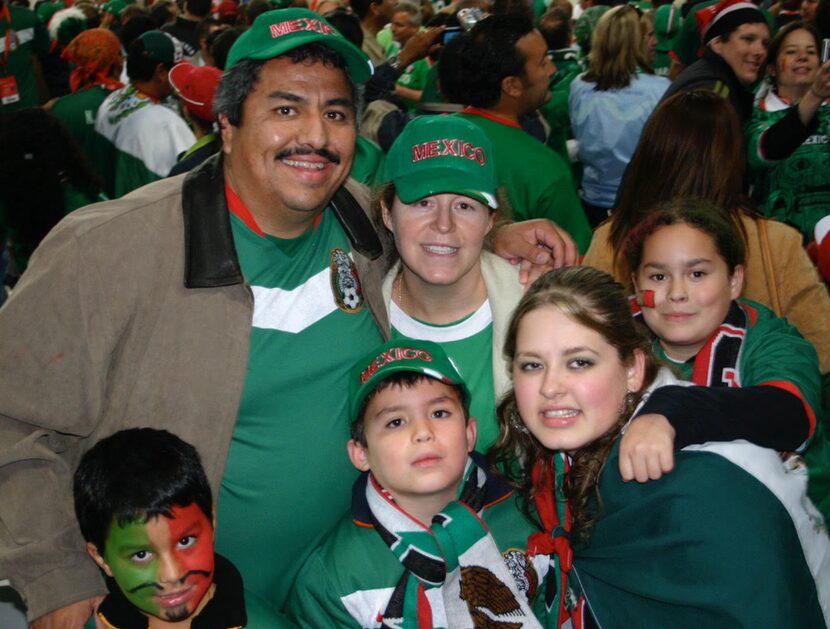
[0,8,576,627]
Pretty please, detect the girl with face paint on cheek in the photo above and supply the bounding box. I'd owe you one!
[625,200,820,455]
[95,503,216,625]
[486,265,830,627]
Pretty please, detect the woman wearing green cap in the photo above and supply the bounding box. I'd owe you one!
[376,115,524,452]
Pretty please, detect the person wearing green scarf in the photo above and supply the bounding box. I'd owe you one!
[490,265,829,628]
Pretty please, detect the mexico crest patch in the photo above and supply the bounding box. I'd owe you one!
[330,249,364,312]
[503,548,540,602]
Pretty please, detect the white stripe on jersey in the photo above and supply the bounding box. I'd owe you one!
[250,261,339,333]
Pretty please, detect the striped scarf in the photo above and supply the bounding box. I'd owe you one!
[364,456,542,629]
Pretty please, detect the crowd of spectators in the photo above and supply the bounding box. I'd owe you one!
[1,0,829,624]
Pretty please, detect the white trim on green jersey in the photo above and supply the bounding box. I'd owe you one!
[251,258,354,333]
[0,26,34,49]
[95,85,195,179]
[389,299,493,342]
[341,587,450,628]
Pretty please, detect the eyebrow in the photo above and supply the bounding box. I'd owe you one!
[516,347,599,358]
[371,394,457,418]
[642,258,712,270]
[266,91,354,109]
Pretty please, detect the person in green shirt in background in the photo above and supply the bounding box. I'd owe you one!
[652,3,682,76]
[440,14,592,253]
[48,27,123,197]
[0,0,50,112]
[386,1,431,110]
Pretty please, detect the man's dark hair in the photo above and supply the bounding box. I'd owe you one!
[214,43,356,125]
[243,0,271,25]
[210,26,244,70]
[324,8,364,47]
[351,372,470,446]
[352,0,380,20]
[539,6,571,50]
[438,14,533,107]
[73,428,213,552]
[186,0,212,18]
[150,0,177,27]
[119,14,155,49]
[126,35,175,81]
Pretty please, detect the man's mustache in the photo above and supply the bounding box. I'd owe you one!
[276,147,341,164]
[127,569,212,593]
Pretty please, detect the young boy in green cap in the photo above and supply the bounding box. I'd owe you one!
[287,339,546,629]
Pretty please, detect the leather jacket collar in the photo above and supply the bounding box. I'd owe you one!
[181,153,382,289]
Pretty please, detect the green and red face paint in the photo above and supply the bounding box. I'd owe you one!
[102,503,215,621]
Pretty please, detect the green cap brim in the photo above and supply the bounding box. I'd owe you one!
[393,169,498,209]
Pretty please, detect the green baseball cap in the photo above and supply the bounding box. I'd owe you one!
[349,340,470,423]
[654,5,681,53]
[134,30,177,66]
[225,8,373,82]
[102,0,126,16]
[382,115,498,209]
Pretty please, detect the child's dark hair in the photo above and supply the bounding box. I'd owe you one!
[73,428,213,552]
[351,372,470,446]
[624,198,747,276]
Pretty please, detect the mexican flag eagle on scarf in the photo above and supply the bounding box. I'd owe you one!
[362,454,544,628]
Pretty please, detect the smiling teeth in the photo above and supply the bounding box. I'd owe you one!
[424,245,457,254]
[544,409,578,418]
[282,159,325,169]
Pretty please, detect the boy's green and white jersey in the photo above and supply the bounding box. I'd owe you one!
[215,205,383,610]
[287,455,549,628]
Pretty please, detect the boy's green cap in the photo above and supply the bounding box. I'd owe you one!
[382,115,498,208]
[350,339,470,423]
[225,8,373,82]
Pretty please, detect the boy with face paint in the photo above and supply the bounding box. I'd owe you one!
[73,429,249,628]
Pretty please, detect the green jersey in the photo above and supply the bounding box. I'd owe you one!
[419,62,443,104]
[350,135,386,187]
[390,300,499,451]
[651,299,821,445]
[456,111,592,253]
[287,457,548,628]
[215,202,383,611]
[50,85,117,196]
[385,39,430,111]
[747,93,830,241]
[94,85,195,197]
[0,3,48,111]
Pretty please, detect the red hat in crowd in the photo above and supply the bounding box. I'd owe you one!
[214,0,239,23]
[813,216,830,283]
[168,63,223,122]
